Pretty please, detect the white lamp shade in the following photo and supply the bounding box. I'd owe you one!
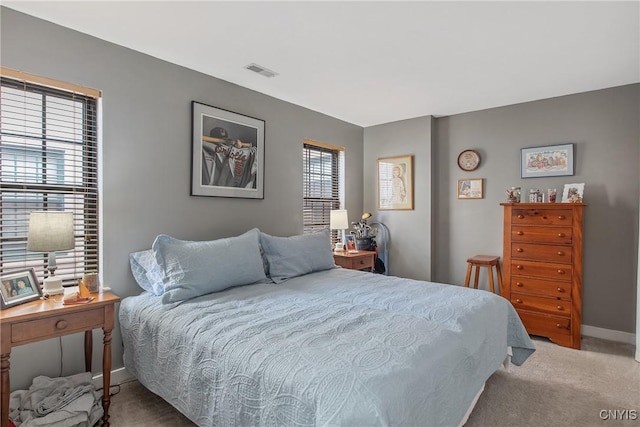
[330,209,349,230]
[27,211,75,252]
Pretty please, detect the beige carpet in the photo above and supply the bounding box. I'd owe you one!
[109,336,639,426]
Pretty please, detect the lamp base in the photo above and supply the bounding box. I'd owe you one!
[43,277,64,295]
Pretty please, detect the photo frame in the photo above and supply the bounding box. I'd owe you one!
[344,235,357,252]
[191,101,265,199]
[521,143,574,178]
[561,183,585,203]
[0,268,42,309]
[377,155,414,210]
[457,178,483,199]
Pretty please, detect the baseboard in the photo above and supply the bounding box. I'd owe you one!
[582,324,636,345]
[92,367,134,389]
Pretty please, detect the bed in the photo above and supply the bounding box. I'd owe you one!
[120,228,535,426]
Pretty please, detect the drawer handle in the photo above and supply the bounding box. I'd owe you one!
[516,265,523,270]
[557,306,563,311]
[516,299,522,304]
[516,282,524,287]
[557,269,565,274]
[542,216,548,220]
[516,231,523,236]
[516,248,523,252]
[557,251,564,256]
[557,233,565,237]
[359,260,364,264]
[517,214,524,219]
[55,320,68,330]
[558,215,565,220]
[556,323,563,328]
[557,287,563,292]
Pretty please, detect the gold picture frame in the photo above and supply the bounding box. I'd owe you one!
[377,155,414,210]
[457,178,483,199]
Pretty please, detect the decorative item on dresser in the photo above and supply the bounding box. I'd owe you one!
[501,202,586,349]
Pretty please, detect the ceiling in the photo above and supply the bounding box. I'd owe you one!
[4,1,639,127]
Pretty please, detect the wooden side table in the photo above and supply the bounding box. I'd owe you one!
[0,291,120,427]
[333,250,376,271]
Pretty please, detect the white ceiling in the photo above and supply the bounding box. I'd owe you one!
[4,1,639,127]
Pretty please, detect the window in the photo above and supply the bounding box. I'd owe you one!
[302,140,344,244]
[0,69,99,285]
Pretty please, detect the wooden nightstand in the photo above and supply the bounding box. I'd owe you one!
[333,250,376,271]
[0,291,120,427]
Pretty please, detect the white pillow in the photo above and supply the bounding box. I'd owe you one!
[153,228,267,303]
[260,229,336,283]
[129,249,164,295]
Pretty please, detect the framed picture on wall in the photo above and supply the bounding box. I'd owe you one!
[521,143,574,178]
[457,178,483,199]
[191,101,265,199]
[377,155,414,210]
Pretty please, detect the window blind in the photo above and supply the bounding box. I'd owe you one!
[0,70,99,286]
[303,141,343,244]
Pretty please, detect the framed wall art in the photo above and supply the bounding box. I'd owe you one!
[191,101,265,199]
[377,155,414,210]
[521,143,574,178]
[1,268,42,309]
[457,178,483,199]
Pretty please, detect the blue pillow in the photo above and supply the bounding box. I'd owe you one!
[129,249,164,295]
[260,229,336,283]
[153,228,267,303]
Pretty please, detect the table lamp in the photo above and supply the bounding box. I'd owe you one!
[27,211,74,295]
[330,209,349,252]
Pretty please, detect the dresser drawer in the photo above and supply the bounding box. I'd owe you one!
[11,308,105,345]
[511,260,571,282]
[512,208,573,226]
[511,293,571,317]
[517,309,571,337]
[512,226,572,244]
[511,242,572,263]
[511,276,571,299]
[334,253,374,271]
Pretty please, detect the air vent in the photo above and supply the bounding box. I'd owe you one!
[244,63,278,78]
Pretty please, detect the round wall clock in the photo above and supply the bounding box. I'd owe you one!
[457,149,481,171]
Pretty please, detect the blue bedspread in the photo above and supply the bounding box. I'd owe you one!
[120,268,534,426]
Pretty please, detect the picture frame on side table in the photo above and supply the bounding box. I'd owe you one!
[377,155,414,210]
[457,178,483,199]
[521,143,574,178]
[191,101,265,199]
[345,235,357,252]
[0,268,42,309]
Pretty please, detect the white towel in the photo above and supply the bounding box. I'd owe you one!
[9,373,103,427]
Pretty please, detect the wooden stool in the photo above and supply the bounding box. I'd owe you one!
[464,255,503,294]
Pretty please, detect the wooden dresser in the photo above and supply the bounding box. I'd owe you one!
[501,203,586,349]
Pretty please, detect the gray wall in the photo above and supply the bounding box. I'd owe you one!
[433,85,639,333]
[1,8,364,390]
[363,117,433,280]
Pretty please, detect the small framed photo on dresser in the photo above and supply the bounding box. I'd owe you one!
[0,268,42,309]
[561,183,585,203]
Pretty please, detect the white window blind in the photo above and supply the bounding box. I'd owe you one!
[303,141,343,244]
[0,69,99,286]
